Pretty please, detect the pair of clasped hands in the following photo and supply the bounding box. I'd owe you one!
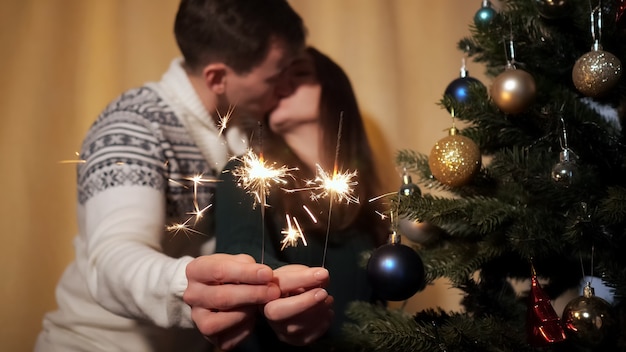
[184,253,333,350]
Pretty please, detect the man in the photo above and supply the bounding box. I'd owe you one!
[36,1,332,351]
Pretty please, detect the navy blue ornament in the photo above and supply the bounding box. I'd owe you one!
[445,76,481,103]
[474,0,497,27]
[445,59,484,104]
[367,238,425,301]
[445,66,483,104]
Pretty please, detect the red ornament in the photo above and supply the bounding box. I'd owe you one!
[527,267,567,347]
[618,0,626,28]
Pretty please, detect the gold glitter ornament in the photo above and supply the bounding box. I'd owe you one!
[490,66,536,114]
[572,45,622,98]
[428,127,481,187]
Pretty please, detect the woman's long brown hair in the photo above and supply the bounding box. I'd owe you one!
[264,47,388,246]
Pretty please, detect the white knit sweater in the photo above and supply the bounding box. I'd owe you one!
[36,59,247,352]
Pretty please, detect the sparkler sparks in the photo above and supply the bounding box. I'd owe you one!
[368,191,398,221]
[305,164,359,204]
[302,205,318,223]
[59,152,85,164]
[216,104,236,136]
[60,154,216,239]
[166,174,218,236]
[231,149,295,207]
[166,218,207,238]
[280,215,308,250]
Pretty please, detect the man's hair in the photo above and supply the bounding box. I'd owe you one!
[174,0,306,73]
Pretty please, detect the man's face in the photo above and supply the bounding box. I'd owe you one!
[221,37,296,120]
[269,52,321,135]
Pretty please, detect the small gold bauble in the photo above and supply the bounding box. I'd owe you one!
[428,128,481,187]
[490,67,537,114]
[572,49,622,98]
[534,0,571,19]
[561,283,616,347]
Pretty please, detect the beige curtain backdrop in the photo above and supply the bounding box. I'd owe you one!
[0,1,489,350]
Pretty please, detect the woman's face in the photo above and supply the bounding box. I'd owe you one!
[268,52,321,135]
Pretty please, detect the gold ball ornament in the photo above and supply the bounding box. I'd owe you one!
[490,66,536,114]
[534,0,571,19]
[429,127,481,187]
[572,46,622,98]
[561,283,617,348]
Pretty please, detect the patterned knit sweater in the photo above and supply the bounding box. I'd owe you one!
[36,59,247,352]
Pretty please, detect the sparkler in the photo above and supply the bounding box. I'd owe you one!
[283,115,358,267]
[321,115,355,267]
[230,143,295,262]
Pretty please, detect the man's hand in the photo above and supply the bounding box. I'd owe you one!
[264,265,334,346]
[184,254,281,350]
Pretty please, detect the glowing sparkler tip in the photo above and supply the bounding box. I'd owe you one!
[312,164,359,204]
[232,149,295,207]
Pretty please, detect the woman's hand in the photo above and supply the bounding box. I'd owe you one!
[184,253,281,350]
[264,265,334,346]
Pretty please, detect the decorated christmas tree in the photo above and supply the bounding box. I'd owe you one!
[342,0,626,351]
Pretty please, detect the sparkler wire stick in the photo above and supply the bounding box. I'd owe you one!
[230,123,295,263]
[321,114,344,267]
[258,123,267,264]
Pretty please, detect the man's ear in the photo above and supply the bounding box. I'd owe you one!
[202,63,228,94]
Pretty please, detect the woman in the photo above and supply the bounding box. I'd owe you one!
[215,47,388,350]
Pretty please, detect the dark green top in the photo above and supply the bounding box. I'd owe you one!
[215,158,378,351]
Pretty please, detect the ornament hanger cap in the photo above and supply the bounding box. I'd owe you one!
[389,231,401,244]
[592,40,602,51]
[402,169,413,185]
[560,148,574,162]
[448,126,458,136]
[460,57,468,78]
[583,282,595,298]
